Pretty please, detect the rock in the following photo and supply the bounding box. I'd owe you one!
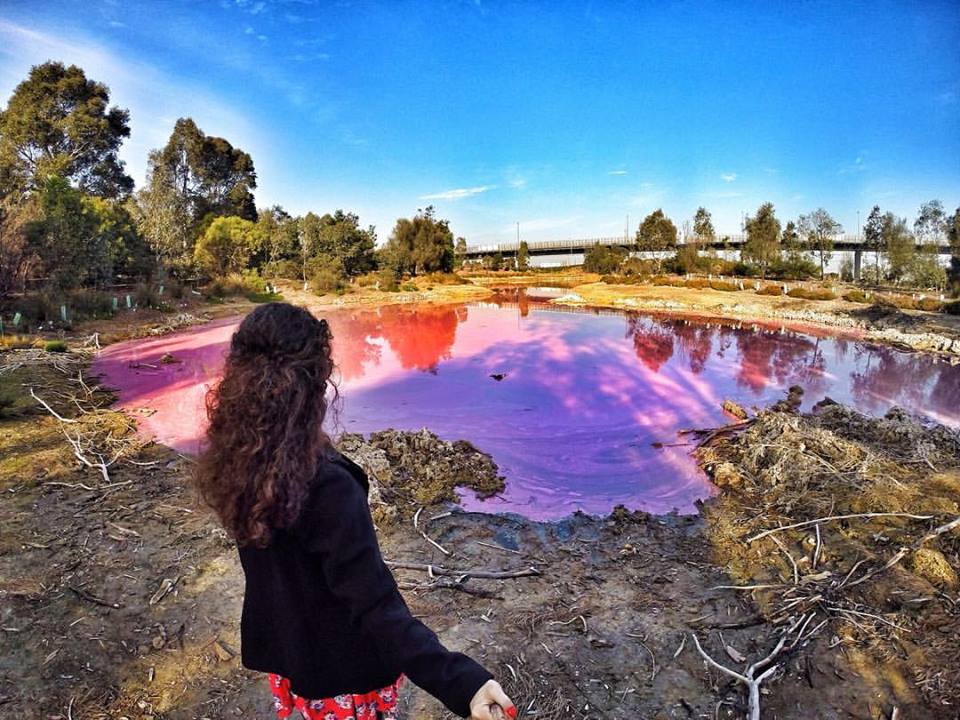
[159,352,180,364]
[489,373,507,381]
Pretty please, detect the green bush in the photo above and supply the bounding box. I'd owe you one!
[730,261,761,278]
[769,254,820,280]
[44,340,68,353]
[787,287,837,301]
[583,245,628,274]
[709,280,740,292]
[843,289,869,303]
[262,259,301,280]
[134,282,161,308]
[69,289,114,318]
[400,282,418,292]
[376,268,400,292]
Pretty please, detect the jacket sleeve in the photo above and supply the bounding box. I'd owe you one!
[296,462,493,718]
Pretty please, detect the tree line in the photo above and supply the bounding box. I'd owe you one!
[0,61,459,312]
[581,202,960,294]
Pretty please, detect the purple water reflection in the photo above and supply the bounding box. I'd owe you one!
[91,297,960,520]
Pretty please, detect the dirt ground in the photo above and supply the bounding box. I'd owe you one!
[0,330,960,720]
[2,284,959,720]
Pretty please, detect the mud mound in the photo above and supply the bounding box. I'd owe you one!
[337,428,505,523]
[698,401,960,712]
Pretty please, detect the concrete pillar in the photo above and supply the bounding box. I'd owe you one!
[853,248,862,282]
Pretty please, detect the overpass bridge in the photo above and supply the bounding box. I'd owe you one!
[465,234,953,277]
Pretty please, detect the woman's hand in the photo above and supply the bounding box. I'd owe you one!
[469,679,516,719]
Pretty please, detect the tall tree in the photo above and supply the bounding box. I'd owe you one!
[883,212,914,283]
[0,62,133,198]
[692,206,716,243]
[516,240,529,271]
[382,206,454,275]
[914,199,946,244]
[255,205,300,267]
[304,210,377,276]
[454,237,468,268]
[863,205,884,281]
[948,207,960,297]
[636,209,677,273]
[742,202,781,273]
[141,118,257,256]
[799,208,842,279]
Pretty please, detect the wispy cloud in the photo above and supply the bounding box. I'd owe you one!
[608,169,628,176]
[420,185,495,201]
[720,172,737,182]
[838,152,867,175]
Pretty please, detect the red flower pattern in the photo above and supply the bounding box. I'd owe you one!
[268,673,404,720]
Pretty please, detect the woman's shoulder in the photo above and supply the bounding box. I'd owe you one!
[301,449,370,515]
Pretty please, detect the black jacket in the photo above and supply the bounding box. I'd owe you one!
[237,450,492,718]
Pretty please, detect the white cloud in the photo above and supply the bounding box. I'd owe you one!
[0,20,263,190]
[720,172,737,182]
[608,169,628,176]
[419,185,495,201]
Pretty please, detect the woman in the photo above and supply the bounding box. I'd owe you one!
[194,302,516,719]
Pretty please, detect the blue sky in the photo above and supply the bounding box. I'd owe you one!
[1,1,958,244]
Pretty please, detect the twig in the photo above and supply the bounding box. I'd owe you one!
[413,506,450,556]
[813,523,822,570]
[770,535,799,585]
[385,561,540,580]
[747,513,934,544]
[30,387,77,423]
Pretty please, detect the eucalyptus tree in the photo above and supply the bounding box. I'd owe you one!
[382,206,455,275]
[799,209,842,279]
[692,206,716,243]
[636,209,677,273]
[743,202,781,274]
[863,205,884,281]
[883,212,914,283]
[0,61,133,198]
[948,207,960,296]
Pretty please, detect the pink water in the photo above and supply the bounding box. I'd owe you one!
[91,296,960,520]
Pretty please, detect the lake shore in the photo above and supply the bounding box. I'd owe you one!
[469,271,960,358]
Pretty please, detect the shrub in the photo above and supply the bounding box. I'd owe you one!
[262,259,301,280]
[787,287,837,301]
[874,294,917,311]
[709,280,740,292]
[311,267,347,294]
[69,289,114,318]
[355,271,380,288]
[400,282,418,292]
[375,268,400,292]
[769,254,819,280]
[420,271,464,286]
[620,257,655,277]
[583,245,628,274]
[843,289,869,303]
[917,297,944,312]
[730,261,761,278]
[44,339,68,353]
[944,300,960,315]
[134,282,161,308]
[756,284,784,296]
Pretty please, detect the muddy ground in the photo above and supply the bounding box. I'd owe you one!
[2,326,959,720]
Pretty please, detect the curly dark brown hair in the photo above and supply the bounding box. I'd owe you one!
[194,302,337,547]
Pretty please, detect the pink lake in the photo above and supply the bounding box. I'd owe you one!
[91,294,960,520]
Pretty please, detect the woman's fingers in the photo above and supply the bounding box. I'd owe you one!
[489,684,516,718]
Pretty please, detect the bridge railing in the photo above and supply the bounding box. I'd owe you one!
[466,234,951,255]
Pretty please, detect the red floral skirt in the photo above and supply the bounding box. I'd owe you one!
[268,673,404,720]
